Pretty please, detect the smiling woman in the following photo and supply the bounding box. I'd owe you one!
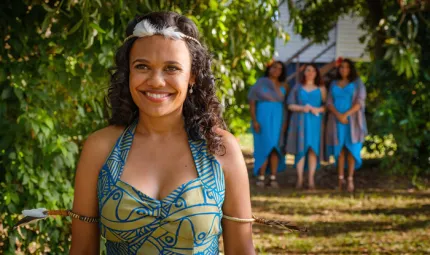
[107,12,225,154]
[66,11,256,255]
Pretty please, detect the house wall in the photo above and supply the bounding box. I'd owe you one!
[275,3,369,63]
[275,3,336,63]
[335,15,370,61]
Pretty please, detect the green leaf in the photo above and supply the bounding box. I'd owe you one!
[36,190,43,201]
[31,121,40,135]
[62,193,71,205]
[23,175,29,185]
[42,3,56,12]
[90,23,106,34]
[85,34,95,49]
[41,125,50,137]
[46,71,57,83]
[1,87,12,100]
[7,203,17,214]
[68,20,83,35]
[209,0,218,10]
[0,69,6,83]
[8,152,16,160]
[5,172,12,183]
[41,13,53,32]
[13,88,23,101]
[10,193,20,204]
[384,47,394,60]
[45,118,54,130]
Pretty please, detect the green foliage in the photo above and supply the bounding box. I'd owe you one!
[362,13,430,177]
[194,0,283,134]
[382,13,422,78]
[285,0,359,42]
[0,0,284,253]
[362,60,430,176]
[360,10,430,177]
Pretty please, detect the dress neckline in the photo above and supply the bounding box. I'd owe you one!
[334,81,353,89]
[300,86,320,93]
[116,119,202,203]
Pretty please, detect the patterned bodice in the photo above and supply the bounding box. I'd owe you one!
[97,121,225,254]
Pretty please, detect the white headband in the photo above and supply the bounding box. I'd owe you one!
[124,19,201,46]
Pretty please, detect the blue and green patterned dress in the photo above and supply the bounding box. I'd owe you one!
[97,120,225,254]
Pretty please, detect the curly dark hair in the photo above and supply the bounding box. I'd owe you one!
[335,58,359,82]
[264,60,287,82]
[107,11,226,154]
[300,63,324,86]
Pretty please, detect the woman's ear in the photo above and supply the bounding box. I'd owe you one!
[189,75,196,85]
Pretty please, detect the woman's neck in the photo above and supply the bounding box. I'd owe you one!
[135,108,186,138]
[304,81,315,87]
[269,77,279,86]
[341,77,349,83]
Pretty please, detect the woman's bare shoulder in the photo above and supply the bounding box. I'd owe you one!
[78,125,125,173]
[212,129,246,178]
[86,125,125,148]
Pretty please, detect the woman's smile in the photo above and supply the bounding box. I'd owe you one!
[141,90,175,103]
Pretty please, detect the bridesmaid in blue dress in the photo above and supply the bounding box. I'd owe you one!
[248,61,288,188]
[326,58,367,192]
[286,64,326,190]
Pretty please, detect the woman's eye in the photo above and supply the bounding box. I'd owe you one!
[135,64,149,70]
[165,66,180,72]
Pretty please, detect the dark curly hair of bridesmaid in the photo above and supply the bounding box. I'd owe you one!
[107,11,226,155]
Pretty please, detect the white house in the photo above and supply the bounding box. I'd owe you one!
[275,3,369,84]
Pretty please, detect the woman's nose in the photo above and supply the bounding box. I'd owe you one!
[146,70,166,88]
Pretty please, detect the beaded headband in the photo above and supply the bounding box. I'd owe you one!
[124,19,201,46]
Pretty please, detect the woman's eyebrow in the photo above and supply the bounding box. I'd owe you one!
[164,61,183,67]
[131,58,150,65]
[131,59,183,67]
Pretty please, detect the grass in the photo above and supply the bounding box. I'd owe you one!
[237,133,430,254]
[250,189,430,254]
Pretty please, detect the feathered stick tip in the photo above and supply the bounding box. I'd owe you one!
[252,215,308,232]
[13,208,68,229]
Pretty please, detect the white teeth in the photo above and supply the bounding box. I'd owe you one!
[145,92,169,99]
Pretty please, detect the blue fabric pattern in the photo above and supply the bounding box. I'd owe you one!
[97,120,225,254]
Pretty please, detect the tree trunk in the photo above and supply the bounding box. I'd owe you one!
[366,0,386,60]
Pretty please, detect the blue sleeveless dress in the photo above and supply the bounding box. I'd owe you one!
[252,87,287,175]
[97,121,225,254]
[331,82,362,169]
[294,88,323,170]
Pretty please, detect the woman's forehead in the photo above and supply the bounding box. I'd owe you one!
[129,35,191,64]
[341,62,350,68]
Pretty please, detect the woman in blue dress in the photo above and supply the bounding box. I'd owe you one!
[285,64,326,190]
[248,61,287,188]
[326,58,367,192]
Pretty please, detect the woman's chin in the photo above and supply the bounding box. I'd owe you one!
[137,107,179,118]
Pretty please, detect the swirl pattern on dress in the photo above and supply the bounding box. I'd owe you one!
[97,121,225,255]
